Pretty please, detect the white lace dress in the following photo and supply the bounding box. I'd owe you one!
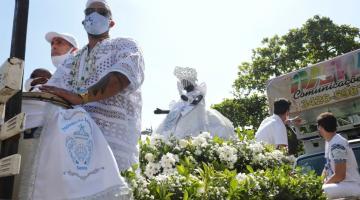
[156,84,235,139]
[48,37,145,171]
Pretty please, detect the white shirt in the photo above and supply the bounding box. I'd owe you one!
[48,37,145,171]
[255,114,288,146]
[324,134,360,183]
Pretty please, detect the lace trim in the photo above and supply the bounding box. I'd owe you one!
[83,105,127,120]
[174,66,197,85]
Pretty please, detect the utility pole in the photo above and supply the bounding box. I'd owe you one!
[0,0,29,199]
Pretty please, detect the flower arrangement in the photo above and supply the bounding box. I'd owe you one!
[122,133,325,200]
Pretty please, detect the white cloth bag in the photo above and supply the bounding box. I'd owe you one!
[32,105,131,200]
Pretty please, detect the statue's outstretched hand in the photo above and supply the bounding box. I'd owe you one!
[154,108,170,114]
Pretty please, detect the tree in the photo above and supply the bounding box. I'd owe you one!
[212,94,268,129]
[213,15,360,129]
[234,15,360,95]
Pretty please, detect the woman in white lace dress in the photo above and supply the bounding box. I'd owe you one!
[155,67,235,140]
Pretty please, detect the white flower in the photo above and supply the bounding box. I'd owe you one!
[131,181,138,188]
[144,162,160,178]
[192,136,207,147]
[253,153,266,164]
[145,153,155,162]
[174,154,179,162]
[162,167,177,175]
[160,153,177,169]
[217,145,238,165]
[143,188,150,194]
[149,134,166,147]
[199,132,211,139]
[195,148,202,155]
[155,174,169,182]
[266,150,284,161]
[197,187,205,194]
[248,142,264,154]
[236,173,247,182]
[179,139,188,148]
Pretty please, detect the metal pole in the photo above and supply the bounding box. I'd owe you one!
[0,0,29,198]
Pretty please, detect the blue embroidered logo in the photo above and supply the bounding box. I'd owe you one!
[65,120,93,171]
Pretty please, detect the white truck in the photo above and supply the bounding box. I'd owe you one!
[266,48,360,175]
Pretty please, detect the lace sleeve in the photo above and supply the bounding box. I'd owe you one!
[46,55,74,90]
[46,66,71,89]
[105,38,145,93]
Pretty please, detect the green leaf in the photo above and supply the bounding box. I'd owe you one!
[177,164,188,176]
[131,163,139,171]
[183,190,189,200]
[246,165,254,173]
[230,178,238,190]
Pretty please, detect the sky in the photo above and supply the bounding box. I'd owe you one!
[1,0,360,131]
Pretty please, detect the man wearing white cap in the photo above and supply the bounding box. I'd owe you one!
[42,0,145,173]
[45,31,78,68]
[24,32,78,91]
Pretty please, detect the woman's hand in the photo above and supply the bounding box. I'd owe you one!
[40,85,83,105]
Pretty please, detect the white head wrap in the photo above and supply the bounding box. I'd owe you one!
[174,66,198,86]
[174,66,207,96]
[86,0,110,9]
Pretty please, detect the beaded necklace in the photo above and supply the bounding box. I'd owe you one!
[68,43,100,92]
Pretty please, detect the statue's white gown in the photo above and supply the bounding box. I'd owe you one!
[156,85,235,140]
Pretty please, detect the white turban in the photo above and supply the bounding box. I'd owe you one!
[86,0,110,9]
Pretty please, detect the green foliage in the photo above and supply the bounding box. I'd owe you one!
[213,15,360,130]
[234,15,360,95]
[212,94,268,128]
[235,128,255,141]
[228,166,325,200]
[123,135,325,200]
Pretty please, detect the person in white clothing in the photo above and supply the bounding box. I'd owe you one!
[317,112,360,199]
[24,32,78,91]
[255,98,291,149]
[45,31,78,68]
[24,68,52,92]
[19,1,137,198]
[41,0,145,172]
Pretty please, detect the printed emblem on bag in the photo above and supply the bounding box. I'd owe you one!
[64,116,94,171]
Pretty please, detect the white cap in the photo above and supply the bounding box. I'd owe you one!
[86,0,110,9]
[45,32,78,48]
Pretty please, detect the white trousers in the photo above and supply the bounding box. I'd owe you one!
[323,182,360,199]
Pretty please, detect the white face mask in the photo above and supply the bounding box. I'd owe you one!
[51,48,72,68]
[24,78,34,92]
[83,12,110,35]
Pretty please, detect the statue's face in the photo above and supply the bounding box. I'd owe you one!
[181,79,194,92]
